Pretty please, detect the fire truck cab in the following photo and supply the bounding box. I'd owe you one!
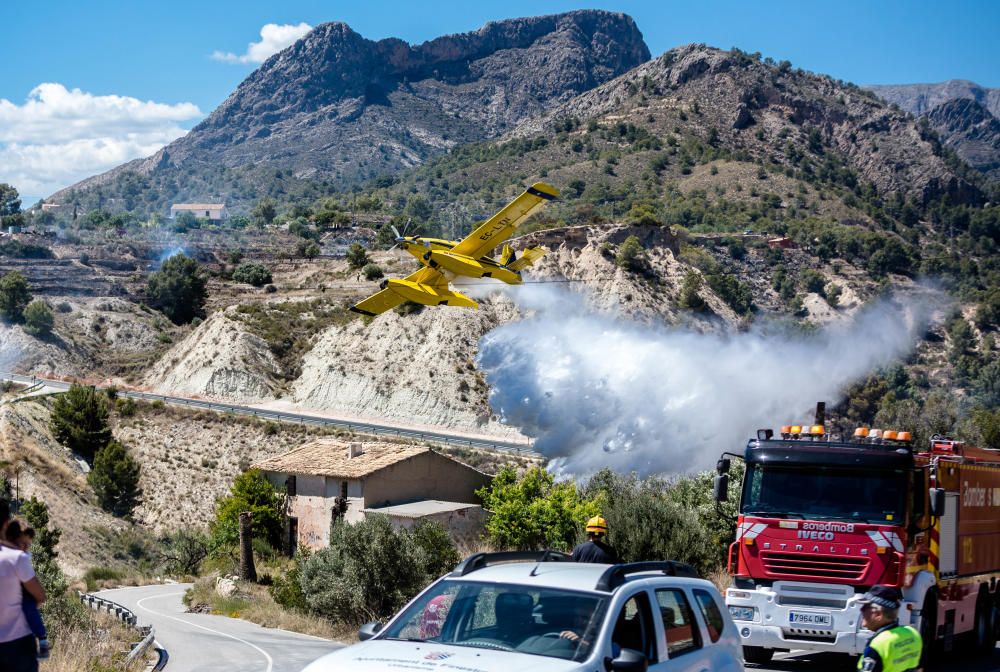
[715,421,1000,665]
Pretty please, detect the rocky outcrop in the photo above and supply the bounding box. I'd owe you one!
[51,11,650,209]
[926,98,1000,180]
[867,80,1000,119]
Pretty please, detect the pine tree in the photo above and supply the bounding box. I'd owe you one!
[49,383,113,462]
[88,441,142,518]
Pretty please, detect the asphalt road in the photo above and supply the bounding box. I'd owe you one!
[754,645,1000,671]
[0,371,534,453]
[96,584,342,672]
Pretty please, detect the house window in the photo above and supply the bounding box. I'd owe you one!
[285,475,296,497]
[205,210,210,217]
[286,517,298,557]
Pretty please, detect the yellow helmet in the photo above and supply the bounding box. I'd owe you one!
[586,515,608,535]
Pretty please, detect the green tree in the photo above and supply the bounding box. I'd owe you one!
[232,263,273,287]
[88,440,142,518]
[210,469,284,549]
[346,243,370,269]
[147,254,208,324]
[297,240,321,258]
[299,515,457,622]
[476,466,602,551]
[0,271,32,322]
[0,183,23,229]
[971,408,1000,450]
[23,299,54,336]
[615,235,648,273]
[21,496,62,563]
[49,383,113,462]
[679,272,706,310]
[404,195,432,222]
[581,471,715,575]
[362,263,384,281]
[252,198,277,227]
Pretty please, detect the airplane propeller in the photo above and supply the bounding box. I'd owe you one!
[388,219,414,251]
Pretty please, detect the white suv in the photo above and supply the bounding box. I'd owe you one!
[303,552,744,672]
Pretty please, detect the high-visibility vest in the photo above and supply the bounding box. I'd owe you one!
[857,624,922,672]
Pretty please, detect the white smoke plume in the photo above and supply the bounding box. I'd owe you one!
[477,285,942,476]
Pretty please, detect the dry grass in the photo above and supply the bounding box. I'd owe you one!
[48,610,149,672]
[185,576,350,642]
[707,566,732,594]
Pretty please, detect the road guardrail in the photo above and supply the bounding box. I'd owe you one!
[78,591,162,667]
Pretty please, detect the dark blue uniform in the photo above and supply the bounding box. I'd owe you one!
[571,540,618,564]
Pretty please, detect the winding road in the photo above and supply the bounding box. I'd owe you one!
[96,584,342,672]
[0,371,534,453]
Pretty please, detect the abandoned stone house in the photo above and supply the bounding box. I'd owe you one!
[254,439,491,551]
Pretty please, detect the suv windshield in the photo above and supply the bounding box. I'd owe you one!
[741,463,906,523]
[381,580,608,662]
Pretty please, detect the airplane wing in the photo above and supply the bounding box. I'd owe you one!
[349,267,445,316]
[450,182,558,260]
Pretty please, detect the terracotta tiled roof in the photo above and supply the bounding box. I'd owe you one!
[252,439,431,479]
[170,203,227,210]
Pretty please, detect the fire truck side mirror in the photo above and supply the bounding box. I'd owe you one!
[716,458,731,475]
[929,488,946,517]
[713,474,730,502]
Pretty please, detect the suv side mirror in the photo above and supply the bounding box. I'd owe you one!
[716,458,731,475]
[607,648,648,672]
[358,621,383,641]
[929,488,946,518]
[713,474,730,503]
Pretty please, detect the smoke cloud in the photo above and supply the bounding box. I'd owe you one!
[477,285,942,476]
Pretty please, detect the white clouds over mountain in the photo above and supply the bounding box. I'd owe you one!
[0,83,202,198]
[211,22,312,64]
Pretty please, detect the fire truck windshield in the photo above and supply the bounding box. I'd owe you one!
[741,463,907,523]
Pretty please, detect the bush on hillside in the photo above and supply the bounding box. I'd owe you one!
[232,262,273,287]
[23,299,54,336]
[49,383,113,462]
[615,235,649,273]
[88,440,143,518]
[346,243,369,269]
[362,263,384,281]
[0,270,32,322]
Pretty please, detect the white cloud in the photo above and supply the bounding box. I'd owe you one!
[0,83,202,198]
[211,22,312,64]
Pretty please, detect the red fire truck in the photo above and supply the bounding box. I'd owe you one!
[714,412,1000,664]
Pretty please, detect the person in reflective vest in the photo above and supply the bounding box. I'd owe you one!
[857,585,923,672]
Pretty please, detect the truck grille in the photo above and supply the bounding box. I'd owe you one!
[760,552,869,582]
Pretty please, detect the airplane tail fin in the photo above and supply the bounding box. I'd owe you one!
[500,244,516,266]
[507,245,546,271]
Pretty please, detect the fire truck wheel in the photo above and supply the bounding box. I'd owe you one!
[973,588,997,653]
[742,646,773,664]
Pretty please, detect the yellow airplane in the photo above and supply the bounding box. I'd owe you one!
[350,182,558,316]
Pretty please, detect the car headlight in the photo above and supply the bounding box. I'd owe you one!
[729,605,756,621]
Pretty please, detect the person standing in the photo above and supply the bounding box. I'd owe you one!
[857,585,923,672]
[0,499,46,672]
[571,516,619,564]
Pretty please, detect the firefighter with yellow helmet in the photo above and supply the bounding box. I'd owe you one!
[571,515,619,564]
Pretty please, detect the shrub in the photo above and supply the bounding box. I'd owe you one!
[23,299,54,336]
[160,529,212,575]
[615,235,648,273]
[679,272,706,310]
[476,466,602,551]
[49,383,113,462]
[0,270,32,322]
[210,469,284,549]
[299,515,458,622]
[346,243,369,269]
[362,263,384,281]
[147,254,208,324]
[232,263,273,287]
[88,440,143,518]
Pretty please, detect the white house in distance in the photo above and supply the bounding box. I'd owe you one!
[169,203,229,221]
[254,439,492,551]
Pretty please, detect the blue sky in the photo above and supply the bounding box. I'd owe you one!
[2,0,998,202]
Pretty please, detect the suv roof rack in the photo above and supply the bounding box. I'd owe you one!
[595,561,700,591]
[451,550,570,577]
